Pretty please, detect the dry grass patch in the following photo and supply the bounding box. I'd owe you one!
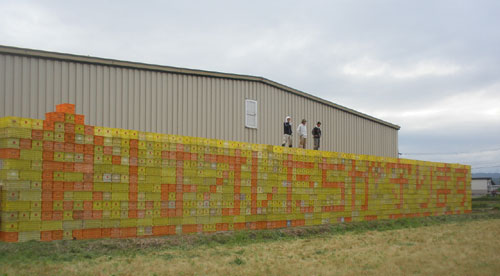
[2,218,500,276]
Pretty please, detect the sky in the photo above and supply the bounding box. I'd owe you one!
[1,0,499,172]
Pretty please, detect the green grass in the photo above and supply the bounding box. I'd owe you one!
[1,202,500,276]
[230,256,245,265]
[472,202,490,208]
[1,210,499,265]
[471,196,500,211]
[2,219,500,276]
[472,195,500,201]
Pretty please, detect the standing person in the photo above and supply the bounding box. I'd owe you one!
[312,122,322,150]
[282,116,293,147]
[297,119,307,149]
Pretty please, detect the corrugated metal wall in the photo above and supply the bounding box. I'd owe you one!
[0,52,399,157]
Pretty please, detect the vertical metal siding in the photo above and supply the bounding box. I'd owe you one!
[0,53,398,157]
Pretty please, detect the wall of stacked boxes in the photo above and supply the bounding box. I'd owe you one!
[0,104,471,242]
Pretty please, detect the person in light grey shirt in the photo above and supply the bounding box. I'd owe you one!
[296,119,307,149]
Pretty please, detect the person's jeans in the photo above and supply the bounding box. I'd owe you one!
[313,137,320,150]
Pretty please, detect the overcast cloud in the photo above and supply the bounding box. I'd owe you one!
[1,0,499,172]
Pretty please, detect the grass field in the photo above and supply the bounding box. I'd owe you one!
[472,195,500,211]
[2,201,500,275]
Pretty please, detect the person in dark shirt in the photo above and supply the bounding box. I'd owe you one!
[312,122,322,150]
[282,116,293,147]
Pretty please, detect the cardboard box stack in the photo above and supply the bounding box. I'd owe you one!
[0,104,472,242]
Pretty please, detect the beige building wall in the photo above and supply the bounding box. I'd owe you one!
[471,179,491,197]
[0,46,400,157]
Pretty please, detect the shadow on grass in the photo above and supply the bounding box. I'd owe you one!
[1,210,499,264]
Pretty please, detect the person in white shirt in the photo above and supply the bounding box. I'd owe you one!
[296,119,307,149]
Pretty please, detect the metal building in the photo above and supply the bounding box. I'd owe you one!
[0,45,400,157]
